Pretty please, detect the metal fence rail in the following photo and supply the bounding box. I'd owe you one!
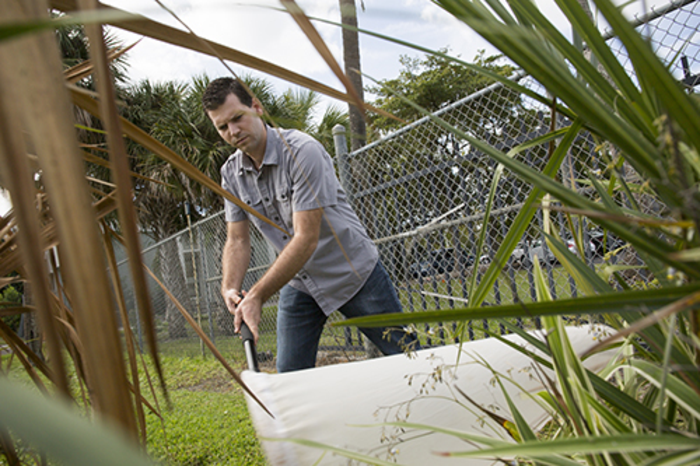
[117,0,700,365]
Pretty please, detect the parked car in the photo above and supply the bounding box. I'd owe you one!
[408,259,433,279]
[511,238,594,266]
[528,239,557,264]
[510,242,533,266]
[409,248,475,278]
[566,238,597,259]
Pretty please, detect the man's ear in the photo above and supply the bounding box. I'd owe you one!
[252,98,265,117]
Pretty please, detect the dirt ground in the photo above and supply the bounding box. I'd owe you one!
[184,349,368,393]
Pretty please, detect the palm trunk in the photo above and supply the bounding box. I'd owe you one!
[339,0,366,151]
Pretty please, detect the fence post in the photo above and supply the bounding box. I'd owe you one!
[197,223,215,345]
[333,124,353,200]
[185,201,205,358]
[333,123,361,349]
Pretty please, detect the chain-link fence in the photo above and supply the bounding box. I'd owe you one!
[117,0,700,364]
[335,0,700,342]
[117,211,364,363]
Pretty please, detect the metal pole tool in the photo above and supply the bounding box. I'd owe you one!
[240,321,259,372]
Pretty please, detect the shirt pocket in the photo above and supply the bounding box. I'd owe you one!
[276,185,294,227]
[242,191,264,223]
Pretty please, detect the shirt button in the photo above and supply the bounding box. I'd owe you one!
[301,275,308,280]
[274,216,280,221]
[282,235,288,240]
[265,197,269,202]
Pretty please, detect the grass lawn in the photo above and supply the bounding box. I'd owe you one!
[1,263,589,466]
[143,355,267,465]
[0,350,268,466]
[146,389,265,465]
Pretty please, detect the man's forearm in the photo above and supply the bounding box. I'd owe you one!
[221,236,250,294]
[247,233,317,303]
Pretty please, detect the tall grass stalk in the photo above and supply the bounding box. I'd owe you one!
[330,0,700,462]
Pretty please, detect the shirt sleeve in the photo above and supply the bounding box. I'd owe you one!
[221,161,247,223]
[288,139,339,212]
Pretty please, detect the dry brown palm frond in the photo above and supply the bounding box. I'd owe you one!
[82,149,172,186]
[0,40,70,396]
[143,262,274,418]
[100,220,149,442]
[86,176,116,189]
[96,224,165,426]
[0,306,34,317]
[78,0,166,409]
[1,0,138,436]
[51,292,91,406]
[0,191,121,278]
[0,276,23,288]
[0,432,20,466]
[0,209,14,230]
[50,0,349,99]
[0,318,51,392]
[64,40,139,84]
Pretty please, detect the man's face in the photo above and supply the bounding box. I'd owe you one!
[207,93,266,158]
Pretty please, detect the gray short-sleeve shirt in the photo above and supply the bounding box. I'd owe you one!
[221,127,378,314]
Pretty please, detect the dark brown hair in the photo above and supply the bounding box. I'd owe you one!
[202,77,253,111]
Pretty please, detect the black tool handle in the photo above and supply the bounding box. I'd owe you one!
[240,321,260,372]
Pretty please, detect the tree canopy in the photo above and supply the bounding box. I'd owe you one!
[368,49,515,136]
[120,74,348,241]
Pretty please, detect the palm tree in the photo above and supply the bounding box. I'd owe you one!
[310,104,349,153]
[271,88,321,131]
[54,10,128,86]
[339,0,366,151]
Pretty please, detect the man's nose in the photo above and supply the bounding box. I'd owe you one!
[227,121,240,135]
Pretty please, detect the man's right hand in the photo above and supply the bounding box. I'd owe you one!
[234,293,262,344]
[222,288,243,315]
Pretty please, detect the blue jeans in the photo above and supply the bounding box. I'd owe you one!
[276,260,416,372]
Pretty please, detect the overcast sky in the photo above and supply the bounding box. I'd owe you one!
[98,0,661,97]
[0,0,678,215]
[102,1,500,96]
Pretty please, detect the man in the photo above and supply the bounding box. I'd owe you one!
[203,77,414,372]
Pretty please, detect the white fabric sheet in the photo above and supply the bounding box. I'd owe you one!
[243,325,615,465]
